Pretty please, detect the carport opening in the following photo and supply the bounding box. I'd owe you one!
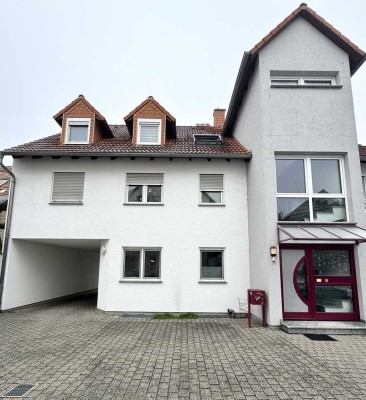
[2,238,105,311]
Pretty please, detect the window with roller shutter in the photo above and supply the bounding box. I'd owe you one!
[199,174,224,205]
[126,173,164,204]
[51,172,85,204]
[137,119,161,144]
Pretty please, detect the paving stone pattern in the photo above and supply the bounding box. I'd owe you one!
[1,296,366,399]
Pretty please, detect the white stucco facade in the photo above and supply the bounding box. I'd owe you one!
[1,13,366,327]
[2,157,250,313]
[232,17,366,325]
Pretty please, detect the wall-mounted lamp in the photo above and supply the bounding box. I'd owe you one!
[101,245,107,255]
[270,246,277,262]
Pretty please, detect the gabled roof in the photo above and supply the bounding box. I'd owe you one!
[251,3,365,69]
[54,95,106,122]
[1,126,251,159]
[124,96,176,122]
[223,3,366,137]
[53,95,113,137]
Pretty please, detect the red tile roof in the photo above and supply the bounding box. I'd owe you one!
[2,126,251,158]
[124,96,176,122]
[359,145,366,157]
[53,95,107,123]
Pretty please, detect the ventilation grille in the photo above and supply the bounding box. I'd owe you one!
[1,384,35,398]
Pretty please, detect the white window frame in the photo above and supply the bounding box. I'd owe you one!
[65,118,91,144]
[122,247,162,280]
[271,76,336,86]
[137,118,162,145]
[199,174,224,206]
[199,247,225,281]
[125,175,164,205]
[275,155,348,222]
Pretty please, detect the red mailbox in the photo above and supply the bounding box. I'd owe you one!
[247,289,266,328]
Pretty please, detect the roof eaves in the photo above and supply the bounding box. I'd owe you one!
[0,150,252,160]
[223,52,255,137]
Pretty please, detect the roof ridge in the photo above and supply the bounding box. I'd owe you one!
[123,96,176,122]
[250,3,365,59]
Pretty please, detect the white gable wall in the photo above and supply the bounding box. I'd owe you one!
[233,17,366,325]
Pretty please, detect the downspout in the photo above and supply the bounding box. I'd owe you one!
[0,153,15,312]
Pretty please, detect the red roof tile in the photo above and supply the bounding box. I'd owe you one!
[2,126,251,158]
[124,96,176,122]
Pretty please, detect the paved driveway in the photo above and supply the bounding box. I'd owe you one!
[1,296,366,399]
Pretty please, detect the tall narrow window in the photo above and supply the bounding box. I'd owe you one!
[51,172,85,203]
[276,157,346,222]
[200,249,224,280]
[137,119,161,144]
[126,173,163,204]
[199,174,224,204]
[66,118,91,144]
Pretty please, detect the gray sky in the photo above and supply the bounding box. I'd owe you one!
[1,0,365,166]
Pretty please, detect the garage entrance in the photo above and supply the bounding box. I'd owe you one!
[1,238,103,311]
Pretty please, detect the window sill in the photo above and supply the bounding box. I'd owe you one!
[123,203,164,206]
[198,280,227,284]
[198,204,225,207]
[119,279,162,283]
[271,85,343,89]
[49,202,83,205]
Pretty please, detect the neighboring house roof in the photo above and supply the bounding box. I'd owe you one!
[359,145,366,162]
[0,167,11,197]
[223,3,366,137]
[2,126,251,159]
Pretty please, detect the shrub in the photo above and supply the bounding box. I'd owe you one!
[153,313,177,319]
[178,312,198,319]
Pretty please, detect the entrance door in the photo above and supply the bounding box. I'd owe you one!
[280,245,359,321]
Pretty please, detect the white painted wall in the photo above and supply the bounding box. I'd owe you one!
[2,240,99,310]
[4,156,250,313]
[233,17,366,325]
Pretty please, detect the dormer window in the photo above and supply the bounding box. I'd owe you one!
[137,119,161,145]
[66,118,91,144]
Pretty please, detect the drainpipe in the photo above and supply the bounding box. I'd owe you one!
[0,153,15,312]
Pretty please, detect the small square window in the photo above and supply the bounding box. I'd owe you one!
[200,249,224,280]
[66,118,91,144]
[51,172,85,203]
[123,248,161,280]
[138,119,161,145]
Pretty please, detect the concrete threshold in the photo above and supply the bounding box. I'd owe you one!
[281,320,366,335]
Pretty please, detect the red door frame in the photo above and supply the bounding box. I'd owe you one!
[280,244,360,321]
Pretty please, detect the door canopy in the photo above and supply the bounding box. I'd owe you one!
[278,224,366,244]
